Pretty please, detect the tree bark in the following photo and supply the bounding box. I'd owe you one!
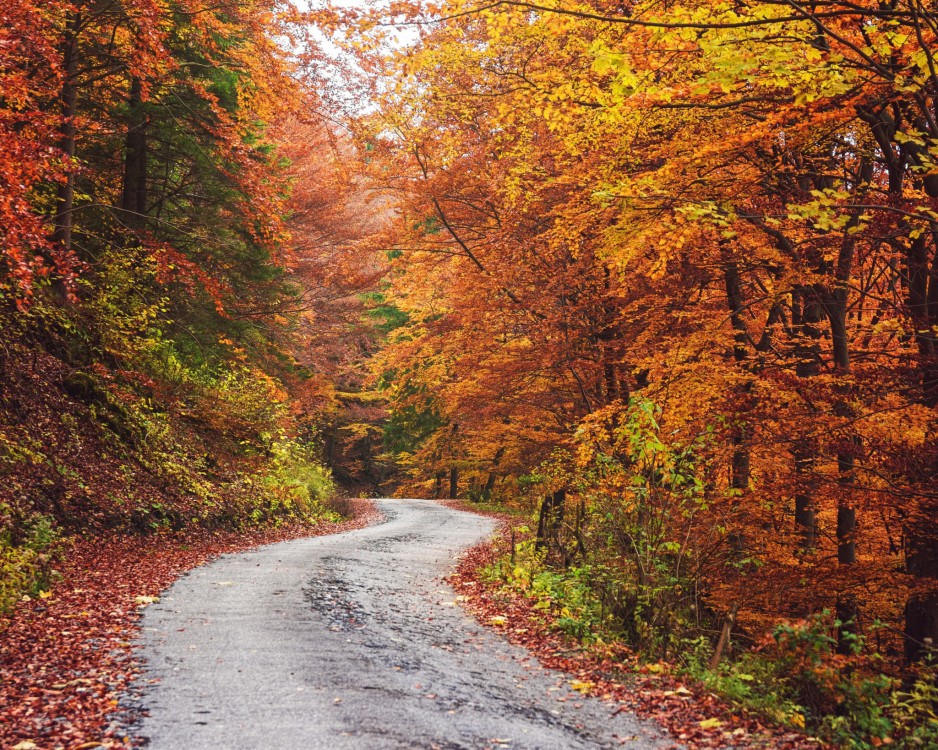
[859,107,938,661]
[793,287,822,552]
[481,447,505,502]
[121,76,148,228]
[448,465,458,499]
[536,490,566,553]
[709,602,740,670]
[904,518,938,661]
[823,284,860,651]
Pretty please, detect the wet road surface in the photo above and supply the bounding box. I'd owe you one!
[131,499,674,749]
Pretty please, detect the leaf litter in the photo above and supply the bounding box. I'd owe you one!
[0,500,379,750]
[442,504,825,750]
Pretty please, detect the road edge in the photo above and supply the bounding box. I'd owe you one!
[0,499,383,750]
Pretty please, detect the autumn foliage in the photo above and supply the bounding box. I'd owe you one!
[4,0,938,745]
[323,0,938,742]
[0,0,360,612]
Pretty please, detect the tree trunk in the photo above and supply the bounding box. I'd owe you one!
[901,197,938,660]
[448,465,458,499]
[536,489,566,553]
[710,602,740,670]
[904,508,938,661]
[121,76,148,228]
[481,447,505,502]
[723,260,752,550]
[793,287,822,552]
[859,109,938,661]
[822,289,860,651]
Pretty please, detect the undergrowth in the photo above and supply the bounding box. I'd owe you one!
[484,534,938,749]
[0,508,64,615]
[0,270,342,613]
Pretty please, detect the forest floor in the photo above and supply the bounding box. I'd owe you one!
[0,500,379,750]
[442,501,823,750]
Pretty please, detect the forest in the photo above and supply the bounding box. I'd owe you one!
[2,1,938,748]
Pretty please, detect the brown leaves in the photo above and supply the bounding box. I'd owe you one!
[0,501,379,750]
[447,524,823,750]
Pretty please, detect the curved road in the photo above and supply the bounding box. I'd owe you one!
[131,499,673,749]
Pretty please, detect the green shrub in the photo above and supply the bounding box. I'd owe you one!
[886,663,938,748]
[256,440,337,524]
[0,508,63,615]
[484,536,617,644]
[686,613,938,749]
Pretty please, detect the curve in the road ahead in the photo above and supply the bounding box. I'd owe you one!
[130,499,675,750]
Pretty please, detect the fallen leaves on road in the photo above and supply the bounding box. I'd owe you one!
[0,500,380,750]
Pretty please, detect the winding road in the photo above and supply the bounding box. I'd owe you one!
[131,499,674,749]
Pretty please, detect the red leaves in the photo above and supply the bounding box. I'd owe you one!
[446,520,825,750]
[0,501,379,750]
[152,242,232,316]
[0,0,74,300]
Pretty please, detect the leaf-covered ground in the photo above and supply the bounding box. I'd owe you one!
[0,501,379,750]
[443,504,824,750]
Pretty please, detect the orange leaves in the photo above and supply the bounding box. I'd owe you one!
[152,243,231,316]
[327,1,938,666]
[0,0,71,300]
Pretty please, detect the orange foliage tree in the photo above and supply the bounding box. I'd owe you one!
[335,0,938,665]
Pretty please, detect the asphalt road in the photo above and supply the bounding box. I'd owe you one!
[131,498,674,749]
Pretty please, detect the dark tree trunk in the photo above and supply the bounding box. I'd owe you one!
[793,445,818,551]
[907,233,938,406]
[723,259,753,545]
[904,508,938,661]
[481,447,505,502]
[448,466,458,499]
[121,76,148,228]
[599,266,628,406]
[901,198,938,660]
[905,590,938,663]
[858,108,938,661]
[822,286,860,651]
[324,424,336,468]
[793,287,822,552]
[536,489,566,553]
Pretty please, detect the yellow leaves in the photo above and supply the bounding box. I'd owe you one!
[787,712,806,729]
[592,45,639,103]
[135,595,160,606]
[894,129,928,148]
[648,249,670,281]
[699,717,725,730]
[910,48,934,79]
[489,615,508,626]
[569,679,594,694]
[62,611,92,619]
